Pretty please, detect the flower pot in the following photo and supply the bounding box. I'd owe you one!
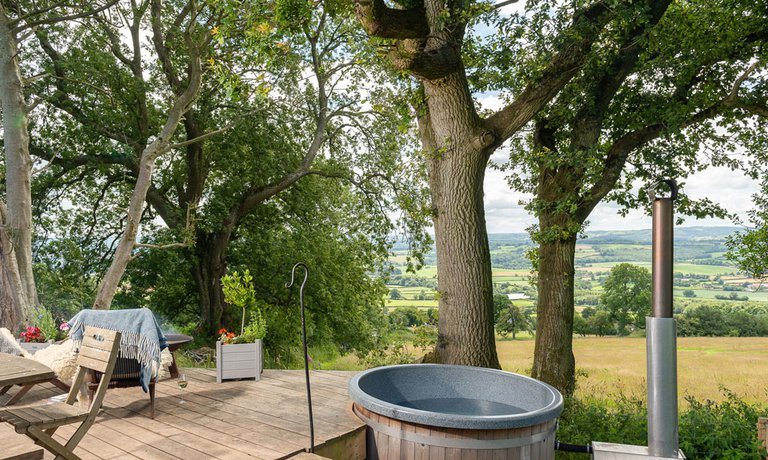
[19,341,53,354]
[216,339,263,383]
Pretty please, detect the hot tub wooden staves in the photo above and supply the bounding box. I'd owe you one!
[353,404,557,460]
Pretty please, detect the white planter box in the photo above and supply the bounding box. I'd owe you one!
[216,340,263,383]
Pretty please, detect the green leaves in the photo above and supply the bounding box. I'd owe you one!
[274,0,312,32]
[221,269,257,311]
[600,263,652,333]
[726,223,768,280]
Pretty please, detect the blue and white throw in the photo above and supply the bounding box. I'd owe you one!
[67,308,167,392]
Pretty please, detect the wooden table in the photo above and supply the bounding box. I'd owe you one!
[0,353,56,406]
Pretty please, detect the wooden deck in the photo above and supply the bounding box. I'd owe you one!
[1,368,366,460]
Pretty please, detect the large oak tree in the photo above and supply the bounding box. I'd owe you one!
[30,0,427,338]
[499,0,767,392]
[355,0,670,370]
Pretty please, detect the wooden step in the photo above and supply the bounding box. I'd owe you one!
[288,453,331,460]
[0,443,44,460]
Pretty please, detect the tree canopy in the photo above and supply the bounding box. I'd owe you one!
[600,263,652,334]
[1,0,429,362]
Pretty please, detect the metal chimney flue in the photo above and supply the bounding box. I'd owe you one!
[592,180,685,459]
[647,179,679,458]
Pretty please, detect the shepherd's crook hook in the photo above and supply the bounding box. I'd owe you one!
[286,262,314,453]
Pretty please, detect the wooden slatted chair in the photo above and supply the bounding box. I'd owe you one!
[0,327,121,460]
[86,355,157,419]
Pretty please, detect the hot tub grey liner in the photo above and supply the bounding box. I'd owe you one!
[348,363,564,430]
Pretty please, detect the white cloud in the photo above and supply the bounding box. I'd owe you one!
[483,166,761,234]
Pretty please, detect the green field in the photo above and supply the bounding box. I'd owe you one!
[675,288,768,302]
[578,261,735,276]
[322,336,768,404]
[386,299,439,308]
[496,336,768,403]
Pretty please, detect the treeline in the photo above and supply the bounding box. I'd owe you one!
[574,264,768,338]
[575,304,768,338]
[677,306,768,337]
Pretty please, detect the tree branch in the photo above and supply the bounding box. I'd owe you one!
[733,102,768,117]
[35,30,141,146]
[355,0,429,40]
[493,0,521,10]
[570,0,672,150]
[485,1,615,142]
[150,0,182,94]
[11,0,119,33]
[577,101,729,221]
[167,108,262,150]
[726,61,760,102]
[134,241,187,250]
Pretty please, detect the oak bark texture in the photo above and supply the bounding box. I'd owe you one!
[0,5,37,327]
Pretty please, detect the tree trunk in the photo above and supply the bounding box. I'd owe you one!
[93,140,169,309]
[192,233,228,336]
[93,45,202,310]
[0,208,26,332]
[423,73,500,369]
[532,226,577,395]
[0,6,38,313]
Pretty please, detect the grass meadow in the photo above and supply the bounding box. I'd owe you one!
[318,335,768,406]
[496,336,768,404]
[577,262,735,276]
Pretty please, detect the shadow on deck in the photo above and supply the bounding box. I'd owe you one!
[1,368,365,460]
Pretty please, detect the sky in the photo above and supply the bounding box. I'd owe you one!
[482,165,761,234]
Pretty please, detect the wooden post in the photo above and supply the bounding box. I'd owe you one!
[759,417,768,459]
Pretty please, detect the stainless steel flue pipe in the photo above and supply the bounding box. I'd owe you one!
[647,180,679,458]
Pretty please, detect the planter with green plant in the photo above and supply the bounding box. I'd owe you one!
[18,308,69,353]
[216,270,267,383]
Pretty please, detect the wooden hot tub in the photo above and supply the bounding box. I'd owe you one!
[348,364,563,460]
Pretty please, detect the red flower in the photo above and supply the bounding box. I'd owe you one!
[218,328,227,334]
[19,326,42,343]
[227,332,235,339]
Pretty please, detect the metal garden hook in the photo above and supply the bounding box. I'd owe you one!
[286,262,314,453]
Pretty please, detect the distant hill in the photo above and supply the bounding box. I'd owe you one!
[393,227,740,269]
[483,226,738,246]
[577,226,737,245]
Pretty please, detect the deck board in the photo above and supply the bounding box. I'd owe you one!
[1,369,363,460]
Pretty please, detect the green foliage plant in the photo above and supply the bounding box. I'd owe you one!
[557,390,766,460]
[360,342,414,368]
[221,270,265,339]
[36,308,58,342]
[726,201,768,281]
[240,305,267,342]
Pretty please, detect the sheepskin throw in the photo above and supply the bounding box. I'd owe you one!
[68,308,167,392]
[0,327,24,355]
[156,348,174,381]
[33,340,79,385]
